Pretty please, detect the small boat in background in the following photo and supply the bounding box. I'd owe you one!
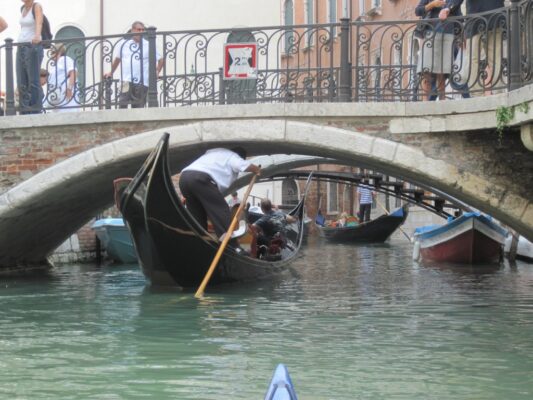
[317,204,409,243]
[91,218,137,264]
[264,364,298,400]
[413,212,508,264]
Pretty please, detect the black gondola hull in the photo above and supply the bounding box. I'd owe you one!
[117,133,309,288]
[318,205,409,243]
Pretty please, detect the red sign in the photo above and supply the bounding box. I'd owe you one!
[223,43,257,80]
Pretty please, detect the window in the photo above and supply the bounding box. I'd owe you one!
[343,185,351,212]
[328,0,337,24]
[372,0,382,8]
[342,0,349,18]
[305,0,315,47]
[328,0,337,35]
[327,181,338,213]
[284,0,294,54]
[359,0,365,16]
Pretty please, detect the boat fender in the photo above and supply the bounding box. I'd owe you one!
[412,241,420,261]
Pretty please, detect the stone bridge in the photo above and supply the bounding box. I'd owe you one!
[1,87,533,269]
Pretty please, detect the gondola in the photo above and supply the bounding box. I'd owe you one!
[317,204,409,243]
[115,133,310,288]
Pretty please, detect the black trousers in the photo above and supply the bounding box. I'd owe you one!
[359,203,372,222]
[118,82,148,109]
[178,170,231,239]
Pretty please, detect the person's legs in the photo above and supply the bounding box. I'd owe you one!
[363,203,371,222]
[436,74,446,100]
[358,204,365,222]
[131,84,148,108]
[16,46,31,114]
[118,81,131,109]
[178,171,208,230]
[359,203,370,222]
[420,73,433,101]
[429,75,438,101]
[466,33,483,96]
[179,171,231,239]
[27,45,43,114]
[486,27,504,93]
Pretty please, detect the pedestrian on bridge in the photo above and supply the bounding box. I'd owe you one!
[453,0,505,96]
[415,0,464,101]
[43,43,77,112]
[104,21,164,109]
[17,0,45,114]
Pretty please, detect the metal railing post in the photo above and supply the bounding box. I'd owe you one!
[509,0,522,91]
[4,39,16,116]
[104,77,112,109]
[339,18,351,102]
[146,26,158,107]
[219,67,226,105]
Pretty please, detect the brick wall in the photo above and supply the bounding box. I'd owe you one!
[0,121,175,193]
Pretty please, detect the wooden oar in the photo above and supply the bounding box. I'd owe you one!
[194,173,259,298]
[374,198,412,242]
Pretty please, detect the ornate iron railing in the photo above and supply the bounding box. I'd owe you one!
[0,0,531,115]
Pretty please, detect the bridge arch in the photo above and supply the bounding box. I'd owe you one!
[0,119,531,268]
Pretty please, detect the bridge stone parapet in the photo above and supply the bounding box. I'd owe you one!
[1,86,533,194]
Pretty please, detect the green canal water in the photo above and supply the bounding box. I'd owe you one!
[1,239,532,399]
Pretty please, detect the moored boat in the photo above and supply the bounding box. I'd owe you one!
[115,133,310,288]
[317,204,409,243]
[91,218,137,263]
[413,212,508,264]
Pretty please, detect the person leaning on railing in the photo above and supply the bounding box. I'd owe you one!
[447,0,505,96]
[103,21,164,109]
[43,43,77,113]
[415,0,463,101]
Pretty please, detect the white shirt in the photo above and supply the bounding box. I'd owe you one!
[19,7,37,43]
[45,55,77,111]
[182,148,251,192]
[114,38,161,87]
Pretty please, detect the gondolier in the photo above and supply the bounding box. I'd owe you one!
[357,181,375,222]
[179,147,261,249]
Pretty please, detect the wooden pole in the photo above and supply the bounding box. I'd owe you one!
[194,174,258,298]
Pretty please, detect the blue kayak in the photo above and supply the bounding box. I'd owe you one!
[264,364,298,400]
